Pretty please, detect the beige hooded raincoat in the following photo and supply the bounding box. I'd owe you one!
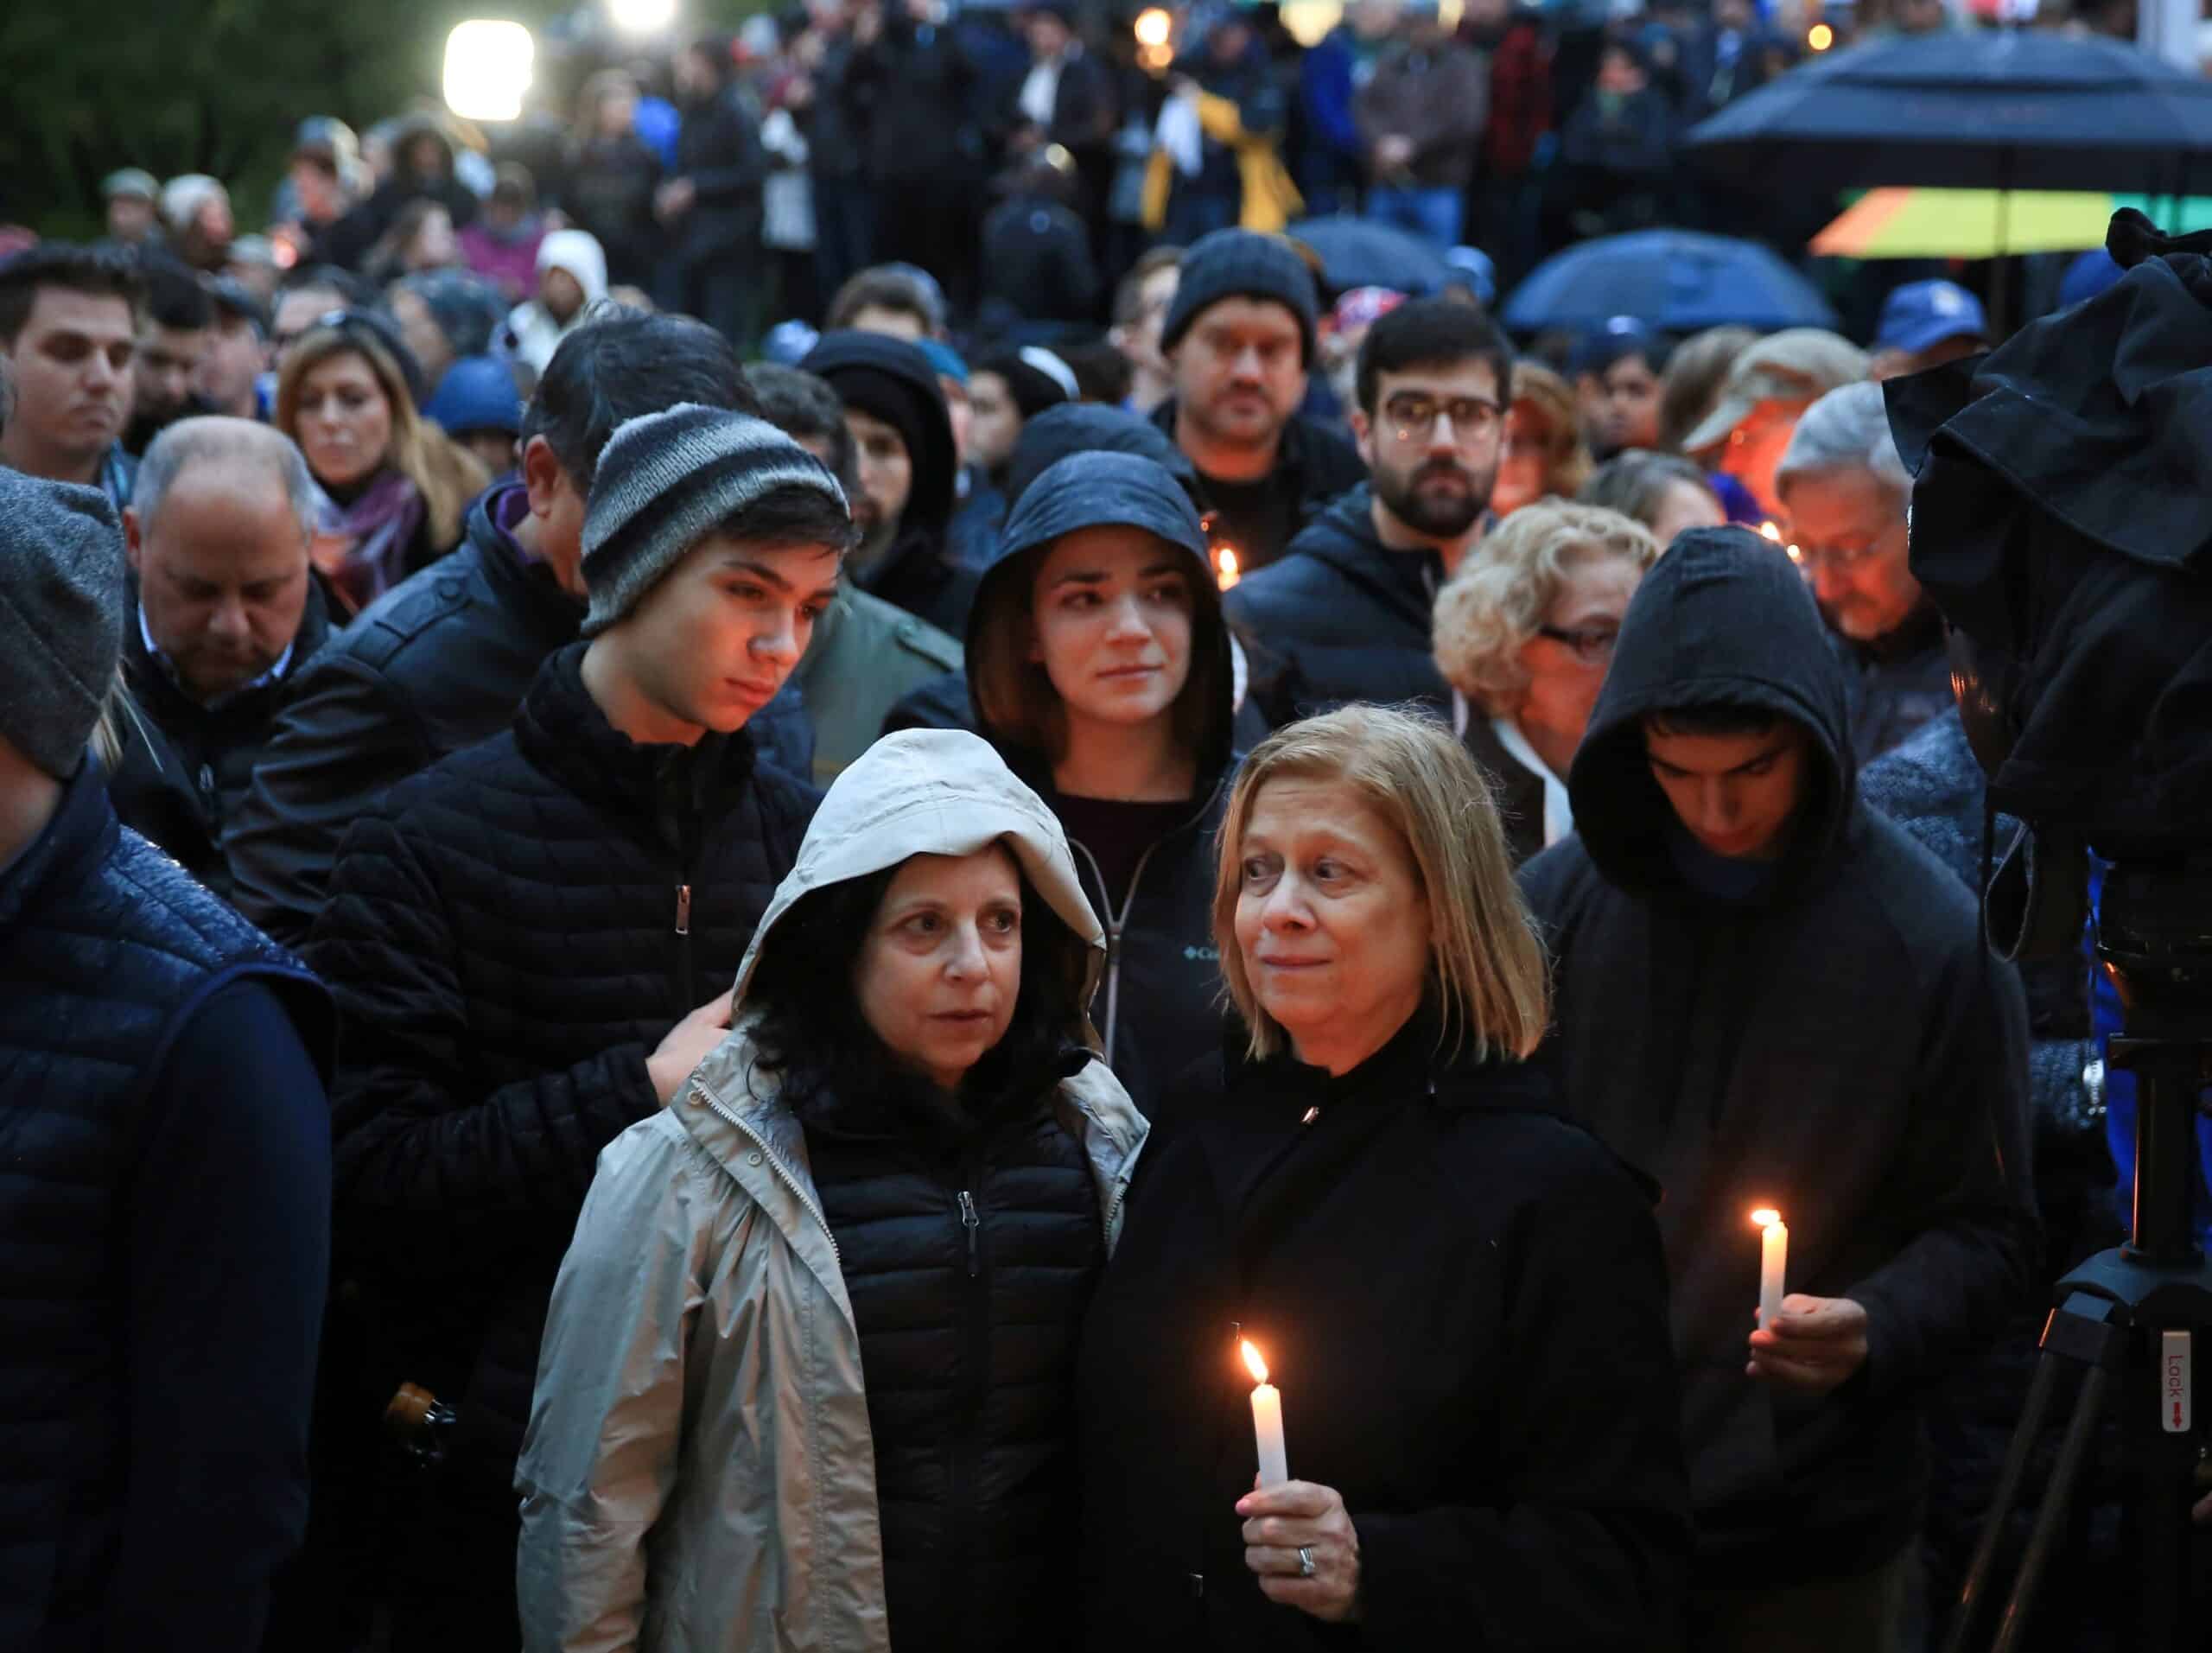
[514,728,1150,1653]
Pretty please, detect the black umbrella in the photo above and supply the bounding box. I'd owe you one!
[1687,31,2212,196]
[1287,216,1455,297]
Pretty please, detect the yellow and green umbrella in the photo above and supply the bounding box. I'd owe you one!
[1811,189,2212,259]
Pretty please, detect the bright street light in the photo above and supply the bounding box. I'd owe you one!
[608,0,679,34]
[443,20,535,123]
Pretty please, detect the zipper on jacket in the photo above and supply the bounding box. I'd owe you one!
[1067,836,1163,1062]
[957,1189,980,1277]
[699,1089,842,1263]
[675,882,692,936]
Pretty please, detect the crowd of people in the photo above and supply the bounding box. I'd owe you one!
[0,3,2184,1651]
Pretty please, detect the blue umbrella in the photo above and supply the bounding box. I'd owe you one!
[1501,230,1838,335]
[1287,216,1454,297]
[1686,32,2212,196]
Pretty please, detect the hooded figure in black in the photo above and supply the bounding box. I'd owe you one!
[1518,525,2037,1643]
[803,328,977,637]
[966,450,1239,1116]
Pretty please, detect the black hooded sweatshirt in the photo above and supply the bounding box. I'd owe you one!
[1517,527,2037,1586]
[965,451,1239,1116]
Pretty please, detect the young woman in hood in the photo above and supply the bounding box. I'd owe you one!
[966,448,1241,1116]
[517,728,1147,1653]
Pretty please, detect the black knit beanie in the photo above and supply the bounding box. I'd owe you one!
[1160,229,1319,366]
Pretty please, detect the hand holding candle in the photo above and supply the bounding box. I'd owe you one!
[1242,1339,1288,1487]
[1751,1207,1787,1332]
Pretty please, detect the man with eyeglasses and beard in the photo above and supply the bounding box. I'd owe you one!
[1224,296,1509,728]
[1773,381,1952,766]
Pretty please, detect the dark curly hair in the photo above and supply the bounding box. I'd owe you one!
[742,847,1095,1137]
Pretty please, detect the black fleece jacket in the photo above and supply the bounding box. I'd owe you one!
[1517,527,2037,1585]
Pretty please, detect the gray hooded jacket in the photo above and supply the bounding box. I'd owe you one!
[515,728,1149,1652]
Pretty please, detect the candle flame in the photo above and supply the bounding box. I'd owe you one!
[1808,22,1834,49]
[1241,1338,1270,1385]
[1215,544,1241,591]
[1750,1207,1782,1229]
[1758,521,1782,543]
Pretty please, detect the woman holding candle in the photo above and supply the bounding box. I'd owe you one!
[516,729,1148,1652]
[964,449,1243,1116]
[1076,704,1692,1649]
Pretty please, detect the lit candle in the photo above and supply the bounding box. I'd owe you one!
[1751,1208,1788,1331]
[1214,543,1241,591]
[1242,1339,1288,1486]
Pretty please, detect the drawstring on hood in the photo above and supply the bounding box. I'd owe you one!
[1567,525,1856,898]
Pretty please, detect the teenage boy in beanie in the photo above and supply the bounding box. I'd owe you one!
[228,310,812,948]
[308,405,851,1653]
[803,327,979,635]
[1149,228,1364,572]
[0,467,332,1653]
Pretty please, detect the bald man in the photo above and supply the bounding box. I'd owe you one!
[111,416,333,902]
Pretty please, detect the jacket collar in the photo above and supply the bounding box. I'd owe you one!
[123,574,334,726]
[0,762,120,933]
[1150,398,1325,499]
[512,641,759,844]
[1289,485,1445,624]
[470,482,586,652]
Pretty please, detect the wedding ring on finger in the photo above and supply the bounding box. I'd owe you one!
[1298,1546,1317,1579]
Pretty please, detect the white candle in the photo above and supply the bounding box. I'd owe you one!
[1751,1209,1788,1331]
[1242,1339,1288,1486]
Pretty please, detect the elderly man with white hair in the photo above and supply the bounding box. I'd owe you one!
[108,415,332,901]
[1774,379,1954,764]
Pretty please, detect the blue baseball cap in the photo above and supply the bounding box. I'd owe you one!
[2057,248,2126,311]
[423,355,523,438]
[1875,280,1988,355]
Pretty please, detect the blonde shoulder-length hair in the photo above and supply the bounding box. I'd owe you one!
[1212,704,1550,1065]
[276,320,490,555]
[1433,499,1658,717]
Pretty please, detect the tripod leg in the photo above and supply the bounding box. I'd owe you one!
[1993,1362,2111,1653]
[1941,1348,2063,1653]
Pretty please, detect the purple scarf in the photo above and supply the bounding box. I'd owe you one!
[314,468,426,616]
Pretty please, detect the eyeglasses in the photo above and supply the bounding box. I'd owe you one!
[1789,520,1904,575]
[1535,622,1619,664]
[1385,392,1503,446]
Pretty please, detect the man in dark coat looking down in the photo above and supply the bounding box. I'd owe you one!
[1518,525,2037,1651]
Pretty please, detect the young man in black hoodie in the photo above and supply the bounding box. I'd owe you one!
[1518,525,2037,1650]
[1226,295,1508,727]
[308,405,852,1652]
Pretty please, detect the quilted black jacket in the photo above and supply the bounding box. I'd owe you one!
[305,641,818,1469]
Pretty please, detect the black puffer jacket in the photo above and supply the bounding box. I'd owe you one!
[109,576,333,904]
[305,642,819,1470]
[1223,483,1451,728]
[806,1064,1105,1650]
[1518,526,2037,1586]
[228,486,811,946]
[967,450,1240,1116]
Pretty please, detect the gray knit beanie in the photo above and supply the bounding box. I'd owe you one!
[580,403,851,637]
[1160,229,1320,366]
[0,469,126,779]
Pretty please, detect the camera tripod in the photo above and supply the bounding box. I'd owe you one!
[1942,859,2212,1653]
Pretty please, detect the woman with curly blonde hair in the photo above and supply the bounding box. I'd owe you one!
[1433,499,1658,862]
[276,310,490,614]
[1488,359,1594,518]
